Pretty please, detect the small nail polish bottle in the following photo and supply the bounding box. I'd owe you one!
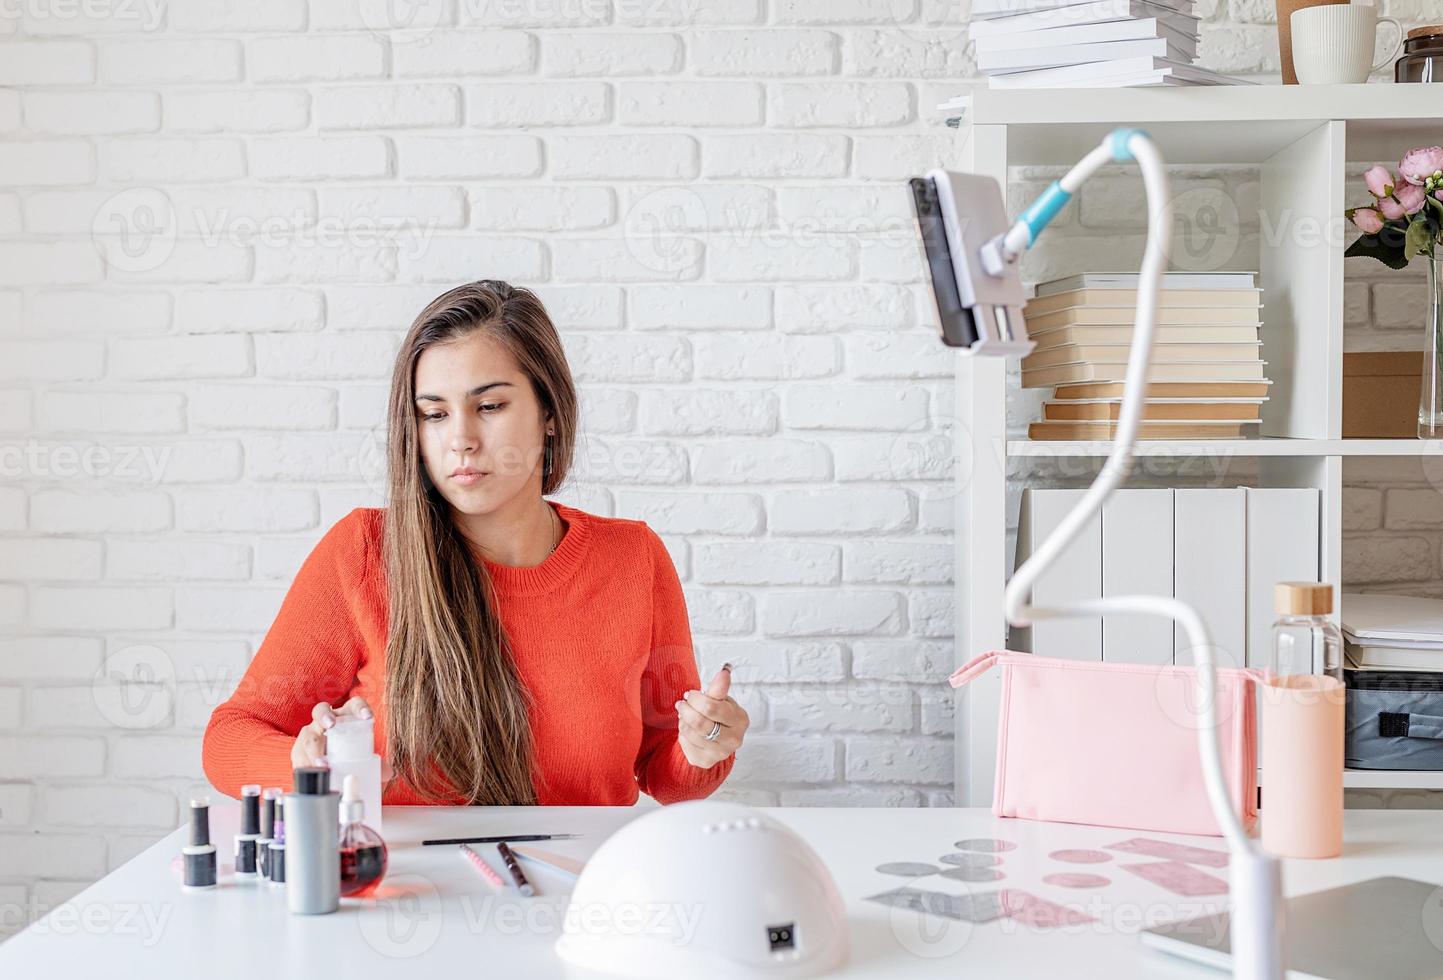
[268,799,286,885]
[338,774,387,898]
[235,784,261,876]
[181,796,217,889]
[257,787,279,879]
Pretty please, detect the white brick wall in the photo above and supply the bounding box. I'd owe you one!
[1,0,1438,936]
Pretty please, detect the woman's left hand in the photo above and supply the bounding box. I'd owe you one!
[675,664,748,769]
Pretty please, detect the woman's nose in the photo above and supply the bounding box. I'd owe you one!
[447,415,479,455]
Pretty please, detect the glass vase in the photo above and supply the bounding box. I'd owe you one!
[1419,253,1443,439]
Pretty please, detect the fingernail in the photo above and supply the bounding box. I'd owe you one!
[674,700,684,710]
[685,689,699,697]
[722,662,733,672]
[360,708,373,719]
[321,715,334,729]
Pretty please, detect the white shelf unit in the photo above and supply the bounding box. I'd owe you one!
[953,83,1443,804]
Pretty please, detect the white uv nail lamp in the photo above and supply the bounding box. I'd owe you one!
[554,801,848,979]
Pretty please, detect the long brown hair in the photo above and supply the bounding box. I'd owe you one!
[383,280,577,804]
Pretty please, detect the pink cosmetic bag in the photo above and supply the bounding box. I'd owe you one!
[949,650,1259,837]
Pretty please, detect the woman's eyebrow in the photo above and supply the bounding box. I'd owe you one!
[415,382,515,402]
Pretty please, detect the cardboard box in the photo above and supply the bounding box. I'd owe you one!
[1343,352,1423,438]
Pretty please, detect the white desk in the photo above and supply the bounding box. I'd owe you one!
[3,805,1440,978]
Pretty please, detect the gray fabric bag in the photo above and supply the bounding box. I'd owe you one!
[1345,669,1443,770]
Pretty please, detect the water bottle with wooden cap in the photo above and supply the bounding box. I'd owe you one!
[1270,582,1342,680]
[1262,582,1345,859]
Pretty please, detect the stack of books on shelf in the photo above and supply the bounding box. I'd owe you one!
[1342,593,1443,673]
[1021,271,1269,441]
[969,0,1248,89]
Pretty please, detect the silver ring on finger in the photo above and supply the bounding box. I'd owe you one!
[705,721,722,741]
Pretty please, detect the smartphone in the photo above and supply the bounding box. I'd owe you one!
[909,175,979,349]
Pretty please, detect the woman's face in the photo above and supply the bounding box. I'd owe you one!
[412,330,549,517]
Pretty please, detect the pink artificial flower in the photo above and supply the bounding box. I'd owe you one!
[1379,196,1406,221]
[1351,208,1385,234]
[1364,164,1395,197]
[1395,182,1428,215]
[1399,146,1443,185]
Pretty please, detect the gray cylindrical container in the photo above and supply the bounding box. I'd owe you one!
[285,767,339,914]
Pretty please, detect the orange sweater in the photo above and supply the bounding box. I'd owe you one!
[202,500,733,806]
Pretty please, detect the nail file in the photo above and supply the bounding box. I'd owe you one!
[868,887,1094,928]
[510,844,585,879]
[939,866,1005,882]
[1049,848,1112,864]
[999,889,1097,927]
[1119,860,1229,896]
[1105,837,1229,868]
[865,886,1009,923]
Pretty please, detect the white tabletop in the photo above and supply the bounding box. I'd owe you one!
[4,804,1441,978]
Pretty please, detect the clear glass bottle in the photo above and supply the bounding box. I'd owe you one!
[338,773,388,898]
[1270,582,1343,681]
[1262,581,1345,860]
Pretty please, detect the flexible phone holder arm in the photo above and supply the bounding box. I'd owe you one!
[985,128,1285,980]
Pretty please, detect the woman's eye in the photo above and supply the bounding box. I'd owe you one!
[422,412,445,423]
[480,403,504,413]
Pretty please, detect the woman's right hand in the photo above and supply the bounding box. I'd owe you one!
[291,696,373,771]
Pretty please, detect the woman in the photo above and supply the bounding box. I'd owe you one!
[202,280,748,805]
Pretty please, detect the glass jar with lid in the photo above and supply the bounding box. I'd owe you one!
[1270,581,1342,680]
[1396,25,1443,83]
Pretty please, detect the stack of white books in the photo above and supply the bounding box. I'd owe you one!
[1020,271,1270,440]
[970,0,1249,89]
[1342,593,1443,673]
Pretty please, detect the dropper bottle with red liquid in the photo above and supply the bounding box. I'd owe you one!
[338,773,387,898]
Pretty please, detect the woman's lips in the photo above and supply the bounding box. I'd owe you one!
[451,471,489,486]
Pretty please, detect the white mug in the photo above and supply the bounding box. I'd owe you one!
[1291,3,1404,84]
